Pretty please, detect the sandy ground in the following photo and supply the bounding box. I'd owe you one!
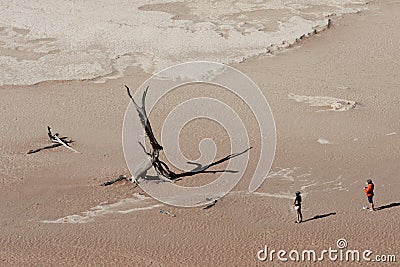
[1,0,399,266]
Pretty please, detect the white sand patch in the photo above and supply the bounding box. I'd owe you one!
[317,138,331,145]
[40,193,162,224]
[319,175,347,191]
[288,93,357,111]
[267,167,300,182]
[0,0,368,85]
[300,183,318,191]
[243,170,348,198]
[117,204,164,214]
[154,63,228,82]
[321,186,348,192]
[321,177,341,186]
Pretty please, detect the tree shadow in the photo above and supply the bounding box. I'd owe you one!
[27,138,73,154]
[144,168,238,182]
[376,202,400,211]
[302,212,336,223]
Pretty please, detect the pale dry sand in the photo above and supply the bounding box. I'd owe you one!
[1,0,400,266]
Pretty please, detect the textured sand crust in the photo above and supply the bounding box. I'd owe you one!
[0,0,367,85]
[1,0,400,266]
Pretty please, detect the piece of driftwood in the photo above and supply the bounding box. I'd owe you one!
[100,175,130,186]
[203,199,218,210]
[159,209,176,217]
[53,134,80,153]
[27,126,80,154]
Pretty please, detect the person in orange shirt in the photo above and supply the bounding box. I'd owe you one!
[364,179,375,211]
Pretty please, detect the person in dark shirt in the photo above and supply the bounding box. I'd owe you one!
[293,191,303,223]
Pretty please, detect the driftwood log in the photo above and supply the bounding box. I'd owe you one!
[100,175,130,186]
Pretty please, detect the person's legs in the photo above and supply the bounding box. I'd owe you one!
[368,196,375,211]
[298,207,303,222]
[295,206,300,223]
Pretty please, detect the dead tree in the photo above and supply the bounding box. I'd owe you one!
[102,85,251,186]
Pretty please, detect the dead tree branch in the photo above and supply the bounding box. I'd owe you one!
[100,175,131,186]
[27,126,79,154]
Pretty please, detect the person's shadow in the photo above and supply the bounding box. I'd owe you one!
[376,202,400,211]
[302,212,336,223]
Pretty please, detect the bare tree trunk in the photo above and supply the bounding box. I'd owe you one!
[131,158,153,183]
